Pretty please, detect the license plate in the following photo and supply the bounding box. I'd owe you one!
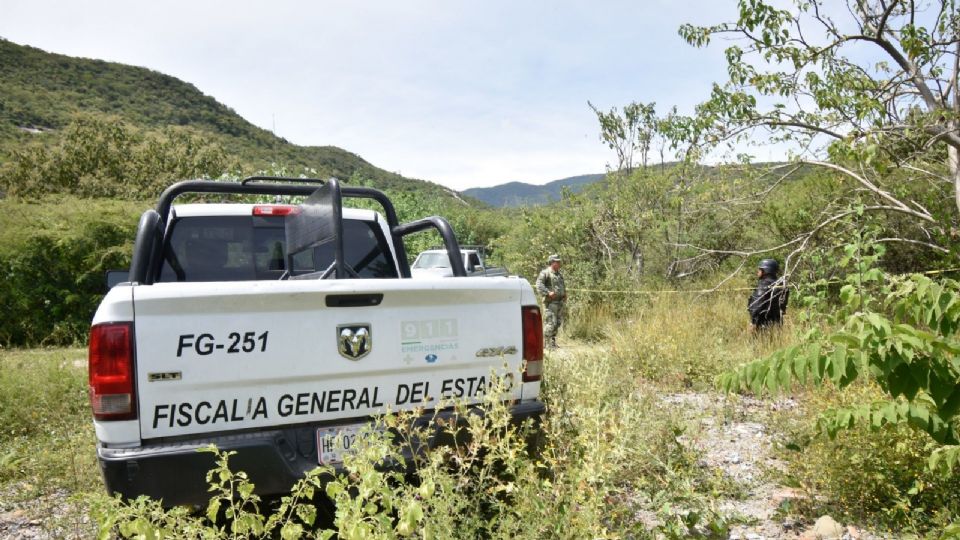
[316,423,372,465]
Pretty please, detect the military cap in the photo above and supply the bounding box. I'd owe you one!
[547,254,562,263]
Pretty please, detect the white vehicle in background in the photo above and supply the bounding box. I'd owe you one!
[89,176,544,507]
[411,246,509,278]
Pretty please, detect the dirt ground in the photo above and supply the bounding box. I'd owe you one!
[657,391,881,540]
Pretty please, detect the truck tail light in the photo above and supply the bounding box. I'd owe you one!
[521,306,543,382]
[253,205,298,216]
[89,322,137,421]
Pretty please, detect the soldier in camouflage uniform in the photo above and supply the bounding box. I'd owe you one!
[535,254,566,349]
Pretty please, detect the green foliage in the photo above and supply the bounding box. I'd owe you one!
[3,113,230,199]
[721,236,960,464]
[495,162,816,329]
[675,0,960,232]
[0,196,138,346]
[589,100,660,171]
[777,384,960,532]
[0,228,128,346]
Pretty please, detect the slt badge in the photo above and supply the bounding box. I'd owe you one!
[338,324,372,360]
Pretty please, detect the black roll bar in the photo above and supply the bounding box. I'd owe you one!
[153,177,413,278]
[284,177,348,279]
[129,209,162,284]
[394,217,467,277]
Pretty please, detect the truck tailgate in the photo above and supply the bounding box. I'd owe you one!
[132,278,526,439]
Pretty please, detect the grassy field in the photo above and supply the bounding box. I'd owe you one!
[1,293,956,538]
[0,347,100,537]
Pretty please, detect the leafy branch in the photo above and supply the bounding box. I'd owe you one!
[720,261,960,468]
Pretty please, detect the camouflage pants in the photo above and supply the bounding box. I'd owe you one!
[544,301,564,343]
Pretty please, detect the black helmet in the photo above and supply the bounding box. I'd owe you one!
[758,258,779,276]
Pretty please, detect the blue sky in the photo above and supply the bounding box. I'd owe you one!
[1,1,741,190]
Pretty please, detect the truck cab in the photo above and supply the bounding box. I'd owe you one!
[411,246,508,278]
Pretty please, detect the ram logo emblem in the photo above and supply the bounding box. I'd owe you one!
[337,324,371,360]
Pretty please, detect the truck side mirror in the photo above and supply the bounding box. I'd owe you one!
[106,270,131,289]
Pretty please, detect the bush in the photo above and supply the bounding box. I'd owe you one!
[777,383,960,533]
[1,113,229,199]
[0,197,138,346]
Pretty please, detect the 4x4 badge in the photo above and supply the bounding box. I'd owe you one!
[337,324,371,360]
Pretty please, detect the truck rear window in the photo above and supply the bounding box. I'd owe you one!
[158,215,397,282]
[412,252,451,269]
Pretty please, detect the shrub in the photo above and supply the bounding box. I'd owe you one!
[0,222,132,346]
[776,383,960,532]
[721,237,960,533]
[0,196,138,346]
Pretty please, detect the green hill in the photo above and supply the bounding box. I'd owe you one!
[0,38,458,199]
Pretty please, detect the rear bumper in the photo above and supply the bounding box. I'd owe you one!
[98,400,545,507]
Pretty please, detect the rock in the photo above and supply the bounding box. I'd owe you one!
[810,515,845,539]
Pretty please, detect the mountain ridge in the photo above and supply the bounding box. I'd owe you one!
[463,173,606,207]
[0,38,458,200]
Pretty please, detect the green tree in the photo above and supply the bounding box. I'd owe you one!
[721,238,960,473]
[1,114,228,198]
[676,0,960,255]
[588,101,658,173]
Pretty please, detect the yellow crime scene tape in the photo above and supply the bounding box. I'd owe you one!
[565,267,960,296]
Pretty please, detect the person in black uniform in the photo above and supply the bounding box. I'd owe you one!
[747,259,789,330]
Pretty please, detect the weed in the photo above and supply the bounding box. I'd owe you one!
[774,382,960,533]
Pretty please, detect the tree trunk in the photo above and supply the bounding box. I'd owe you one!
[951,144,960,216]
[952,115,960,215]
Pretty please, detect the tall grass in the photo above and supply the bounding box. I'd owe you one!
[0,348,98,491]
[4,293,957,537]
[568,291,796,388]
[0,348,100,537]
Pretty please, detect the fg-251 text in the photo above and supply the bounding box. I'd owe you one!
[176,331,269,357]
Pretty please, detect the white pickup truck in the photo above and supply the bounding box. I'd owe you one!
[89,177,545,506]
[411,246,509,278]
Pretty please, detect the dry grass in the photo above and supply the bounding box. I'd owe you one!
[567,291,799,389]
